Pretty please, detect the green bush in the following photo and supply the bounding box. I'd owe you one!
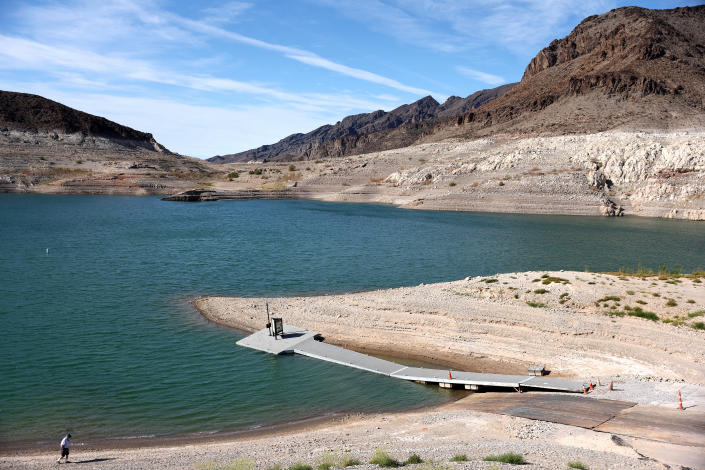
[227,171,239,179]
[688,311,705,318]
[666,299,677,307]
[692,322,705,330]
[288,465,312,470]
[448,182,456,187]
[567,462,589,470]
[483,453,526,465]
[449,455,467,462]
[370,449,401,468]
[482,278,498,283]
[289,164,296,171]
[526,301,545,308]
[533,288,548,294]
[404,455,423,465]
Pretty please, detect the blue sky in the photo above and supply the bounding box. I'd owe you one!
[0,0,699,157]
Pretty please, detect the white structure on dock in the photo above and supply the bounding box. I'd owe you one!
[237,323,585,393]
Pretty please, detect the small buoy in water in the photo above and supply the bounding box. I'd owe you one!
[46,248,49,255]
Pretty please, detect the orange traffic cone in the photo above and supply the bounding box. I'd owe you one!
[678,390,684,410]
[448,370,452,380]
[609,381,613,391]
[583,386,587,394]
[589,382,594,391]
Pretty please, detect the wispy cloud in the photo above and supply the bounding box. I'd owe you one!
[456,66,505,86]
[10,0,435,97]
[313,0,617,55]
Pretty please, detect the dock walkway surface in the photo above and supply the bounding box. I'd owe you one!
[236,324,585,393]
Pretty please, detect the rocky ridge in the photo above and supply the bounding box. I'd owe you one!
[209,84,516,163]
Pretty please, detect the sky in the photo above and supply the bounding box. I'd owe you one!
[0,0,700,158]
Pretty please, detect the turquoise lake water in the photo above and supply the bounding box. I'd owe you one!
[1,194,704,446]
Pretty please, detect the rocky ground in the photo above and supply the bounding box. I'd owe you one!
[201,130,705,220]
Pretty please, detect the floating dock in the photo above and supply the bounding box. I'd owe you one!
[236,324,585,393]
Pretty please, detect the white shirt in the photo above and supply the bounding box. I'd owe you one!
[61,437,70,448]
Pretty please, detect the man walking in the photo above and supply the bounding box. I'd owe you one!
[57,433,71,463]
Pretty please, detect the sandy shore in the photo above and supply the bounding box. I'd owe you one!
[4,270,704,469]
[4,393,703,470]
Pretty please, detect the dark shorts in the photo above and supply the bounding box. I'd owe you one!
[61,448,69,457]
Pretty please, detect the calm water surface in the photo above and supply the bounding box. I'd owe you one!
[1,194,704,445]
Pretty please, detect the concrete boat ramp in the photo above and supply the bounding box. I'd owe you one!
[236,324,585,393]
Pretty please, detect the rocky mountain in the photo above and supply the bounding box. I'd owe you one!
[214,6,705,164]
[431,5,705,140]
[1,91,214,194]
[209,83,516,163]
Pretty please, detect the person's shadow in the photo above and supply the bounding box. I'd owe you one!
[73,458,115,464]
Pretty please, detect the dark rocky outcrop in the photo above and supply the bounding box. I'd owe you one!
[0,90,170,152]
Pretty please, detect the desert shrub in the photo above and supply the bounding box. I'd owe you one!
[596,296,620,304]
[482,278,498,283]
[687,299,696,304]
[370,449,401,468]
[666,299,677,307]
[636,299,647,305]
[483,453,526,465]
[542,276,570,285]
[289,164,296,171]
[449,455,467,462]
[404,454,423,465]
[526,301,545,308]
[628,307,659,321]
[449,182,456,187]
[688,311,705,318]
[249,168,262,175]
[691,321,705,330]
[626,290,635,295]
[533,288,548,294]
[288,465,312,470]
[340,455,361,468]
[498,181,504,186]
[652,293,660,297]
[227,171,239,179]
[567,462,589,470]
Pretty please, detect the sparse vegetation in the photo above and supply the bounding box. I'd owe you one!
[340,455,361,468]
[227,171,239,179]
[635,299,647,305]
[688,311,705,318]
[533,288,548,294]
[449,455,467,462]
[626,290,635,295]
[448,182,456,187]
[567,462,589,470]
[481,278,498,283]
[526,301,546,308]
[289,164,296,171]
[370,449,401,468]
[404,455,423,465]
[483,453,526,465]
[692,322,705,330]
[540,276,570,285]
[249,168,263,175]
[666,299,677,307]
